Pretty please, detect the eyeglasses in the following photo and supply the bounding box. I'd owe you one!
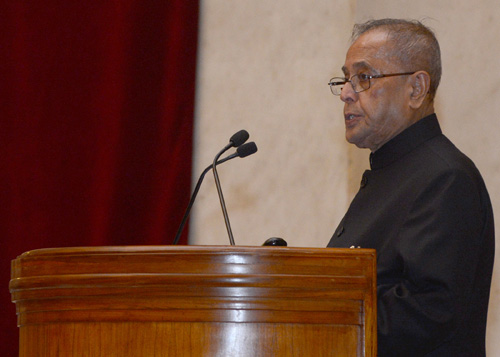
[328,72,416,96]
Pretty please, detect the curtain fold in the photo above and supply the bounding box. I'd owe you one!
[1,2,199,354]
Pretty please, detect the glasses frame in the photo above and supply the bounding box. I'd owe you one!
[328,72,416,96]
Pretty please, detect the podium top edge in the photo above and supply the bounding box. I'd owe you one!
[15,245,376,259]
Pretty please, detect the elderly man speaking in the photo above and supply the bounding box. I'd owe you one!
[327,19,494,356]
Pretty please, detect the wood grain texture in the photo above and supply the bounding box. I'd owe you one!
[10,245,376,356]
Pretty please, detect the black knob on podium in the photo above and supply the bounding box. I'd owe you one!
[262,237,288,246]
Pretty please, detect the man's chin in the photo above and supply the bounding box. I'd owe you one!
[346,134,371,150]
[346,131,362,147]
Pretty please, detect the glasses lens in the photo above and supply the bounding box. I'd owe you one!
[352,74,370,93]
[329,77,345,96]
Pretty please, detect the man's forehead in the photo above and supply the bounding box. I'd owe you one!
[342,61,373,74]
[343,30,394,73]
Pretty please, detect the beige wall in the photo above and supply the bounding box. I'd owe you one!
[192,0,500,353]
[191,0,356,247]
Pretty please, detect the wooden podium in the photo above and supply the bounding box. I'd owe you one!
[10,246,376,356]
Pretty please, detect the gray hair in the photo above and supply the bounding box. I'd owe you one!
[352,19,441,101]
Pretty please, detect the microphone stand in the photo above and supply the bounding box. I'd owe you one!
[172,140,257,245]
[213,145,236,245]
[172,130,251,246]
[172,153,237,245]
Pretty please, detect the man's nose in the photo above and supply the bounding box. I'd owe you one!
[340,81,357,103]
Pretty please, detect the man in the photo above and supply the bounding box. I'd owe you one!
[327,19,494,356]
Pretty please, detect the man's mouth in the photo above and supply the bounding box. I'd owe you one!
[344,113,361,128]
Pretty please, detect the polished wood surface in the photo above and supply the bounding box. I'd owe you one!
[10,245,376,356]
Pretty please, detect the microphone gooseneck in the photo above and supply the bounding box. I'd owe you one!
[172,132,255,245]
[211,130,250,246]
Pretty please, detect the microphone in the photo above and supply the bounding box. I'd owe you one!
[229,130,250,148]
[172,134,256,245]
[231,141,257,159]
[212,130,250,246]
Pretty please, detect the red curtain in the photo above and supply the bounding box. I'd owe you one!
[1,1,199,355]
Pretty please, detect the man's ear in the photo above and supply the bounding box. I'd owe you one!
[409,71,431,109]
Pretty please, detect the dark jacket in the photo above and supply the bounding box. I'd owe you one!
[328,114,494,356]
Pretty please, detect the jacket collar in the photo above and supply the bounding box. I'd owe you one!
[369,113,442,170]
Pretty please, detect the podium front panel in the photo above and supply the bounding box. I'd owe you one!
[10,245,376,356]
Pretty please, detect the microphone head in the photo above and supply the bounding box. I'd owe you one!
[229,130,249,147]
[236,142,258,158]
